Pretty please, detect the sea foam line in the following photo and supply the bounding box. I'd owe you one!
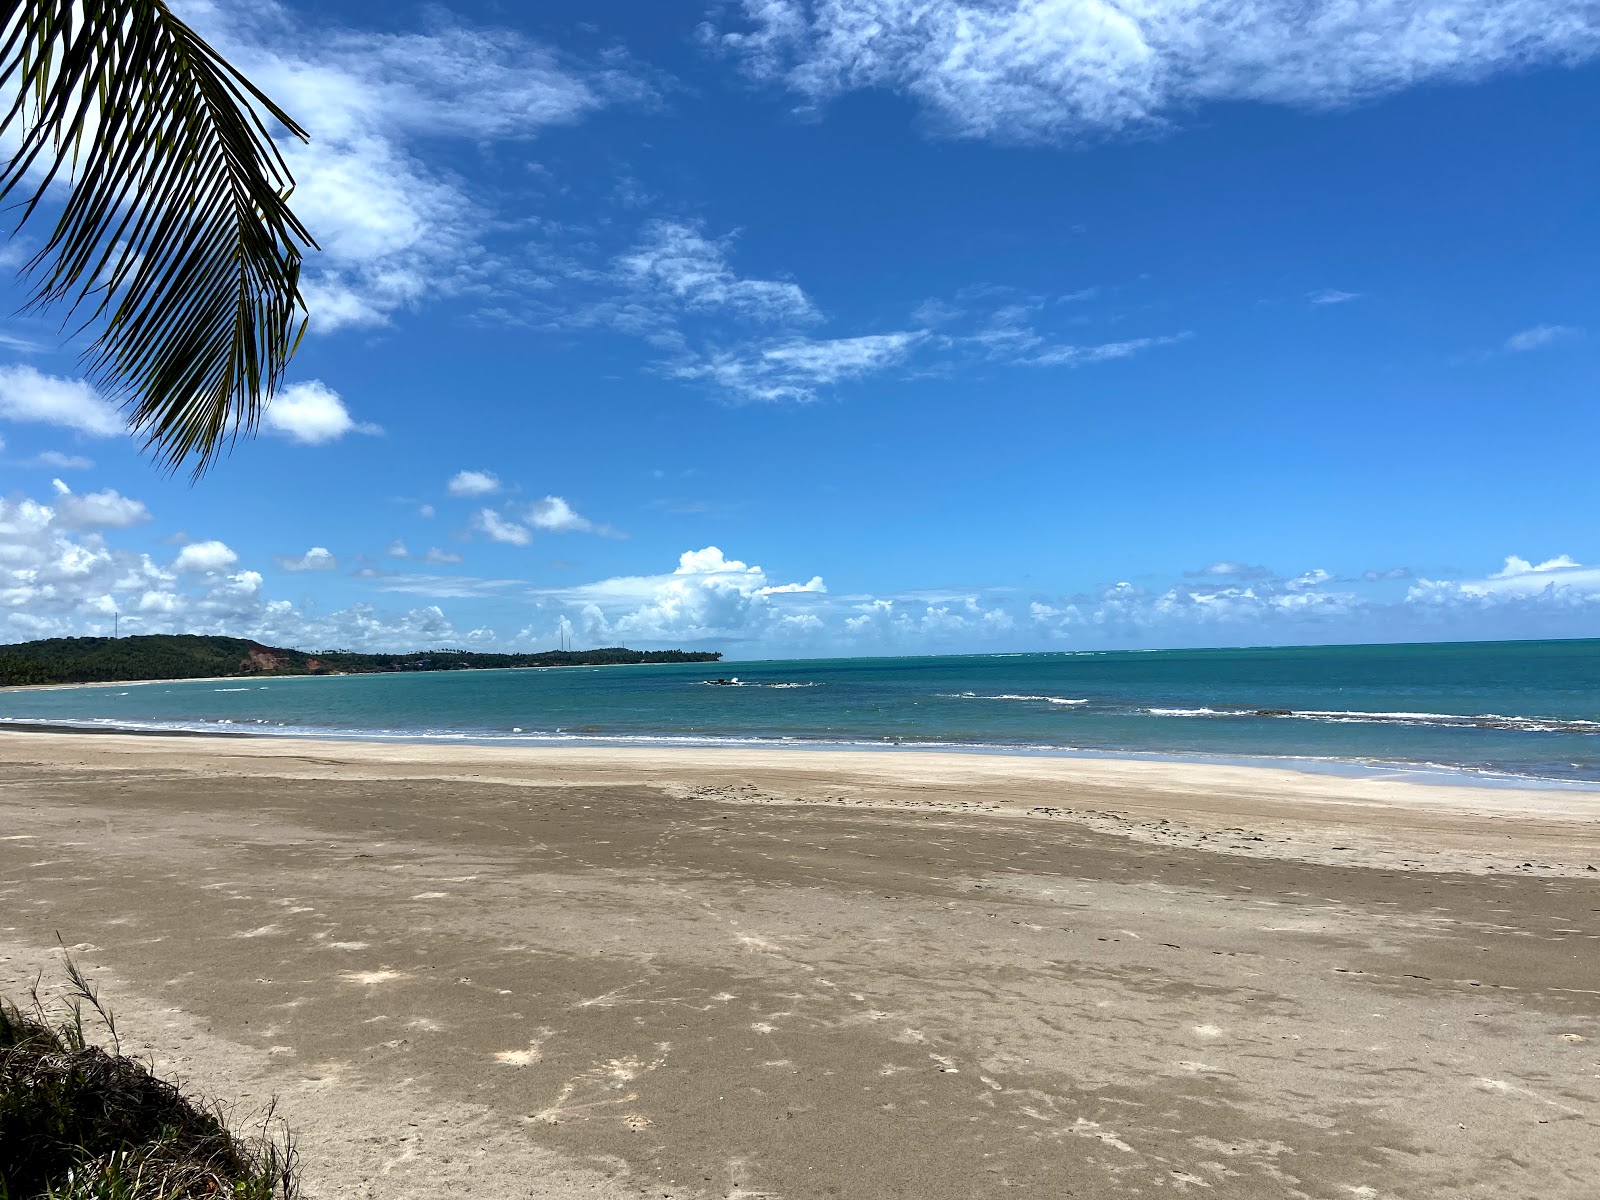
[1146,707,1600,734]
[942,692,1089,706]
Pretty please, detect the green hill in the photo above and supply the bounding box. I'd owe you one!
[0,635,720,687]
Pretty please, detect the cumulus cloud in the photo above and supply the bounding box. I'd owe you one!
[0,365,125,437]
[48,481,152,530]
[172,540,240,574]
[473,509,532,546]
[260,381,380,445]
[184,0,657,332]
[276,546,338,572]
[0,484,482,650]
[1505,324,1584,351]
[525,546,829,643]
[1406,554,1600,623]
[447,470,502,497]
[525,496,622,537]
[709,0,1600,143]
[1491,553,1580,577]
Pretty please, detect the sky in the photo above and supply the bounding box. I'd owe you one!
[1,0,1598,658]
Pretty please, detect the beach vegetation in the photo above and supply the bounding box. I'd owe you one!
[0,955,297,1199]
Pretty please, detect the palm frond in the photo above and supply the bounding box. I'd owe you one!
[0,0,316,476]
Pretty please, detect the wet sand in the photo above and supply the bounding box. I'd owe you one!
[2,731,1598,1198]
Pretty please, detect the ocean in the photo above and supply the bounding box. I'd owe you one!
[2,639,1597,787]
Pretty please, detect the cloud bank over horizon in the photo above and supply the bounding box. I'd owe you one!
[2,478,1595,655]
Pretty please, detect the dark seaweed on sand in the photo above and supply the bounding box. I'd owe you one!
[0,952,297,1199]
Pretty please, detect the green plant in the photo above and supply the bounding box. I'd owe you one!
[1,0,316,476]
[0,951,297,1199]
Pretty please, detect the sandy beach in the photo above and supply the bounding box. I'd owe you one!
[2,730,1598,1198]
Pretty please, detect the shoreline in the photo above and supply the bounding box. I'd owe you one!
[5,726,1599,875]
[0,659,721,693]
[4,728,1599,1197]
[3,713,1596,794]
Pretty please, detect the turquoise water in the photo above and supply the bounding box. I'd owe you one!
[2,639,1597,785]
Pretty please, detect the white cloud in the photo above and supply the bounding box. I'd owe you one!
[1186,561,1271,579]
[1491,553,1580,577]
[31,450,95,470]
[1505,324,1584,351]
[1029,332,1190,367]
[710,0,1600,143]
[172,540,240,574]
[0,484,516,650]
[1308,289,1360,305]
[261,380,380,445]
[615,221,820,325]
[383,541,465,565]
[48,482,152,529]
[185,1,655,332]
[276,546,338,572]
[675,331,926,402]
[527,545,829,642]
[447,470,502,497]
[0,365,125,436]
[474,509,532,546]
[1407,554,1600,617]
[525,495,621,537]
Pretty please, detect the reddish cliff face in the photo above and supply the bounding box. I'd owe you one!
[242,643,291,673]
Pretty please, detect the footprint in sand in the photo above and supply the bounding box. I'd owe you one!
[494,1029,553,1067]
[342,969,406,985]
[529,1047,669,1125]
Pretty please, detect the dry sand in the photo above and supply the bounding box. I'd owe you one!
[2,730,1598,1198]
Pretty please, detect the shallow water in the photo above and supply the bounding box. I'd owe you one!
[3,639,1597,786]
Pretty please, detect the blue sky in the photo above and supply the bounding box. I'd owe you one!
[1,0,1598,657]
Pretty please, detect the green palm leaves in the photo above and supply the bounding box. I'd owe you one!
[1,0,315,475]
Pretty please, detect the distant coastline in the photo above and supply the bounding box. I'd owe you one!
[0,634,720,688]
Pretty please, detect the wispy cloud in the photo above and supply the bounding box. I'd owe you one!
[188,0,658,332]
[672,332,926,402]
[709,0,1600,143]
[1308,289,1360,305]
[1505,324,1584,352]
[614,221,819,326]
[276,547,339,572]
[30,450,95,470]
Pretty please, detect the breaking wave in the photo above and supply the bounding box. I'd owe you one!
[1147,707,1600,734]
[943,692,1089,706]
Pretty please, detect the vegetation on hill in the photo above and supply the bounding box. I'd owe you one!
[0,635,720,687]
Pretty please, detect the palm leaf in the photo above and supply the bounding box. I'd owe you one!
[0,0,316,476]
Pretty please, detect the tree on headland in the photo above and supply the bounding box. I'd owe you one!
[1,0,315,476]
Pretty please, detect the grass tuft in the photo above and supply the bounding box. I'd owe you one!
[0,952,297,1200]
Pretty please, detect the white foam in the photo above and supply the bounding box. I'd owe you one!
[943,692,1088,706]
